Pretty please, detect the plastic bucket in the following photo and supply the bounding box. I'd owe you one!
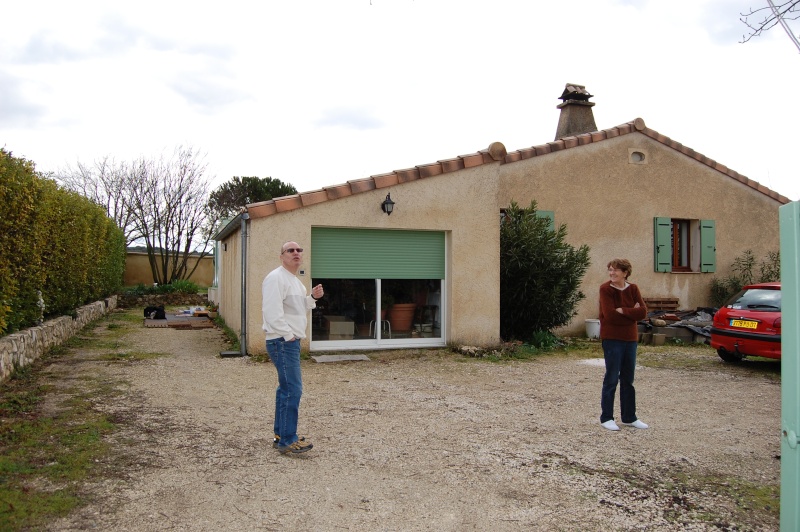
[585,319,600,339]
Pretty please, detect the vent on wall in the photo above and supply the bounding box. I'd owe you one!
[629,148,648,164]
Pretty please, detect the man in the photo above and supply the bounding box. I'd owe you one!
[262,241,324,454]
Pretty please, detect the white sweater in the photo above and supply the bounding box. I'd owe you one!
[261,266,316,341]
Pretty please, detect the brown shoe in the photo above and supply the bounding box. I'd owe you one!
[278,439,313,454]
[273,434,306,449]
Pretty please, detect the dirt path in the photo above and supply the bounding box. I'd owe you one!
[47,311,781,531]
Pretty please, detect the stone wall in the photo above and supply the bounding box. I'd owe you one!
[0,296,118,383]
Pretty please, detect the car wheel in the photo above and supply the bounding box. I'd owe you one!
[717,348,743,363]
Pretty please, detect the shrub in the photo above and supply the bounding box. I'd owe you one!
[0,149,124,335]
[122,279,201,296]
[709,249,780,307]
[500,200,591,341]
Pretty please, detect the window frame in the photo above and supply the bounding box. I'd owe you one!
[654,217,715,273]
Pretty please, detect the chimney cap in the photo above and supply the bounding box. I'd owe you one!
[559,83,593,102]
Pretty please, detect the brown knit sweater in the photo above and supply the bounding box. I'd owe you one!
[598,281,647,341]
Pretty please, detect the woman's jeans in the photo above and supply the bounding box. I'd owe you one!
[266,338,302,446]
[600,339,638,424]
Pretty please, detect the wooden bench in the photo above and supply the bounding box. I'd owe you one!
[643,297,679,312]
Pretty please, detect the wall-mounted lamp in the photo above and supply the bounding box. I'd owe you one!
[223,243,227,251]
[381,193,395,216]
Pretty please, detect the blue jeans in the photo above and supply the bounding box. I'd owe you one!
[266,338,302,447]
[600,339,638,424]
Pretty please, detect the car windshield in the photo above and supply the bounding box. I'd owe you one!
[725,288,781,311]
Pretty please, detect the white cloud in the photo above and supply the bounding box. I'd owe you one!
[1,0,798,200]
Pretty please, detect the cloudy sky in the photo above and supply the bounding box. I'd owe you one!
[2,0,799,200]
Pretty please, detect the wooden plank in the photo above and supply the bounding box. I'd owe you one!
[643,297,680,311]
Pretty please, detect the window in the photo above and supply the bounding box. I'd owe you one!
[309,227,446,347]
[654,217,715,273]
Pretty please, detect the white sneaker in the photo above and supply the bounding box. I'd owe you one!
[622,419,649,429]
[601,420,620,431]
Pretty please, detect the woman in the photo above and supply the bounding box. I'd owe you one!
[598,259,649,431]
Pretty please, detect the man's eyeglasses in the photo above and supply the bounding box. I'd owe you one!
[282,248,303,254]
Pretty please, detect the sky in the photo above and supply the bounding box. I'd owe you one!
[2,0,799,201]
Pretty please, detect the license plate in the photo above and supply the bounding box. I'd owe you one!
[730,319,758,329]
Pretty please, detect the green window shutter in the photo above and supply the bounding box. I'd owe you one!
[700,219,716,273]
[311,227,445,279]
[654,217,672,272]
[536,210,555,231]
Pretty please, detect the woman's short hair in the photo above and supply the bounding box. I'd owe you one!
[607,258,632,279]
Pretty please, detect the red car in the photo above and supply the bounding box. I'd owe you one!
[710,282,781,362]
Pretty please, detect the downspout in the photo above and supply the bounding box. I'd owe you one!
[240,212,250,356]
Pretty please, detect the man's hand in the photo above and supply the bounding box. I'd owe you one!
[312,284,324,299]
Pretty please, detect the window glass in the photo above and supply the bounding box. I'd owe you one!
[311,278,442,341]
[725,288,781,311]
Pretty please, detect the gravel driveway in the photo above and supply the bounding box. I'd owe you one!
[47,310,781,531]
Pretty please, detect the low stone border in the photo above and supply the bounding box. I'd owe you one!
[0,295,118,383]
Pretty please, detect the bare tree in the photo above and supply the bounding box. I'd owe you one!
[741,1,800,52]
[126,146,217,284]
[57,157,141,245]
[58,146,218,285]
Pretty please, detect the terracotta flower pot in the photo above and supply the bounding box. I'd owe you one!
[389,303,416,332]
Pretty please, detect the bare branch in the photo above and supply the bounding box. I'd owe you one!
[740,0,800,47]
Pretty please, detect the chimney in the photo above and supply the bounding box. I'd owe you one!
[554,83,597,140]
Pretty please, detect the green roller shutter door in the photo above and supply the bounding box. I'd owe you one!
[311,227,445,279]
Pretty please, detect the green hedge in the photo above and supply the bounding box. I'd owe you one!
[0,149,125,335]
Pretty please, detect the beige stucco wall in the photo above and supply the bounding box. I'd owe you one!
[498,132,782,334]
[219,163,503,355]
[215,222,243,341]
[123,252,215,287]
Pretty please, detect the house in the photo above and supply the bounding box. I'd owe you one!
[213,83,789,355]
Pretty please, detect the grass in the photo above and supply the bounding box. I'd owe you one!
[0,362,115,529]
[0,307,155,530]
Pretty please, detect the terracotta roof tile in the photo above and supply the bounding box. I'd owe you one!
[517,147,536,160]
[505,151,522,163]
[274,195,303,213]
[395,167,420,183]
[439,157,465,173]
[247,201,277,218]
[373,172,399,189]
[242,117,790,220]
[348,178,376,194]
[272,194,303,212]
[478,151,495,164]
[300,190,328,207]
[460,153,485,168]
[487,141,507,161]
[324,183,353,200]
[417,162,443,178]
